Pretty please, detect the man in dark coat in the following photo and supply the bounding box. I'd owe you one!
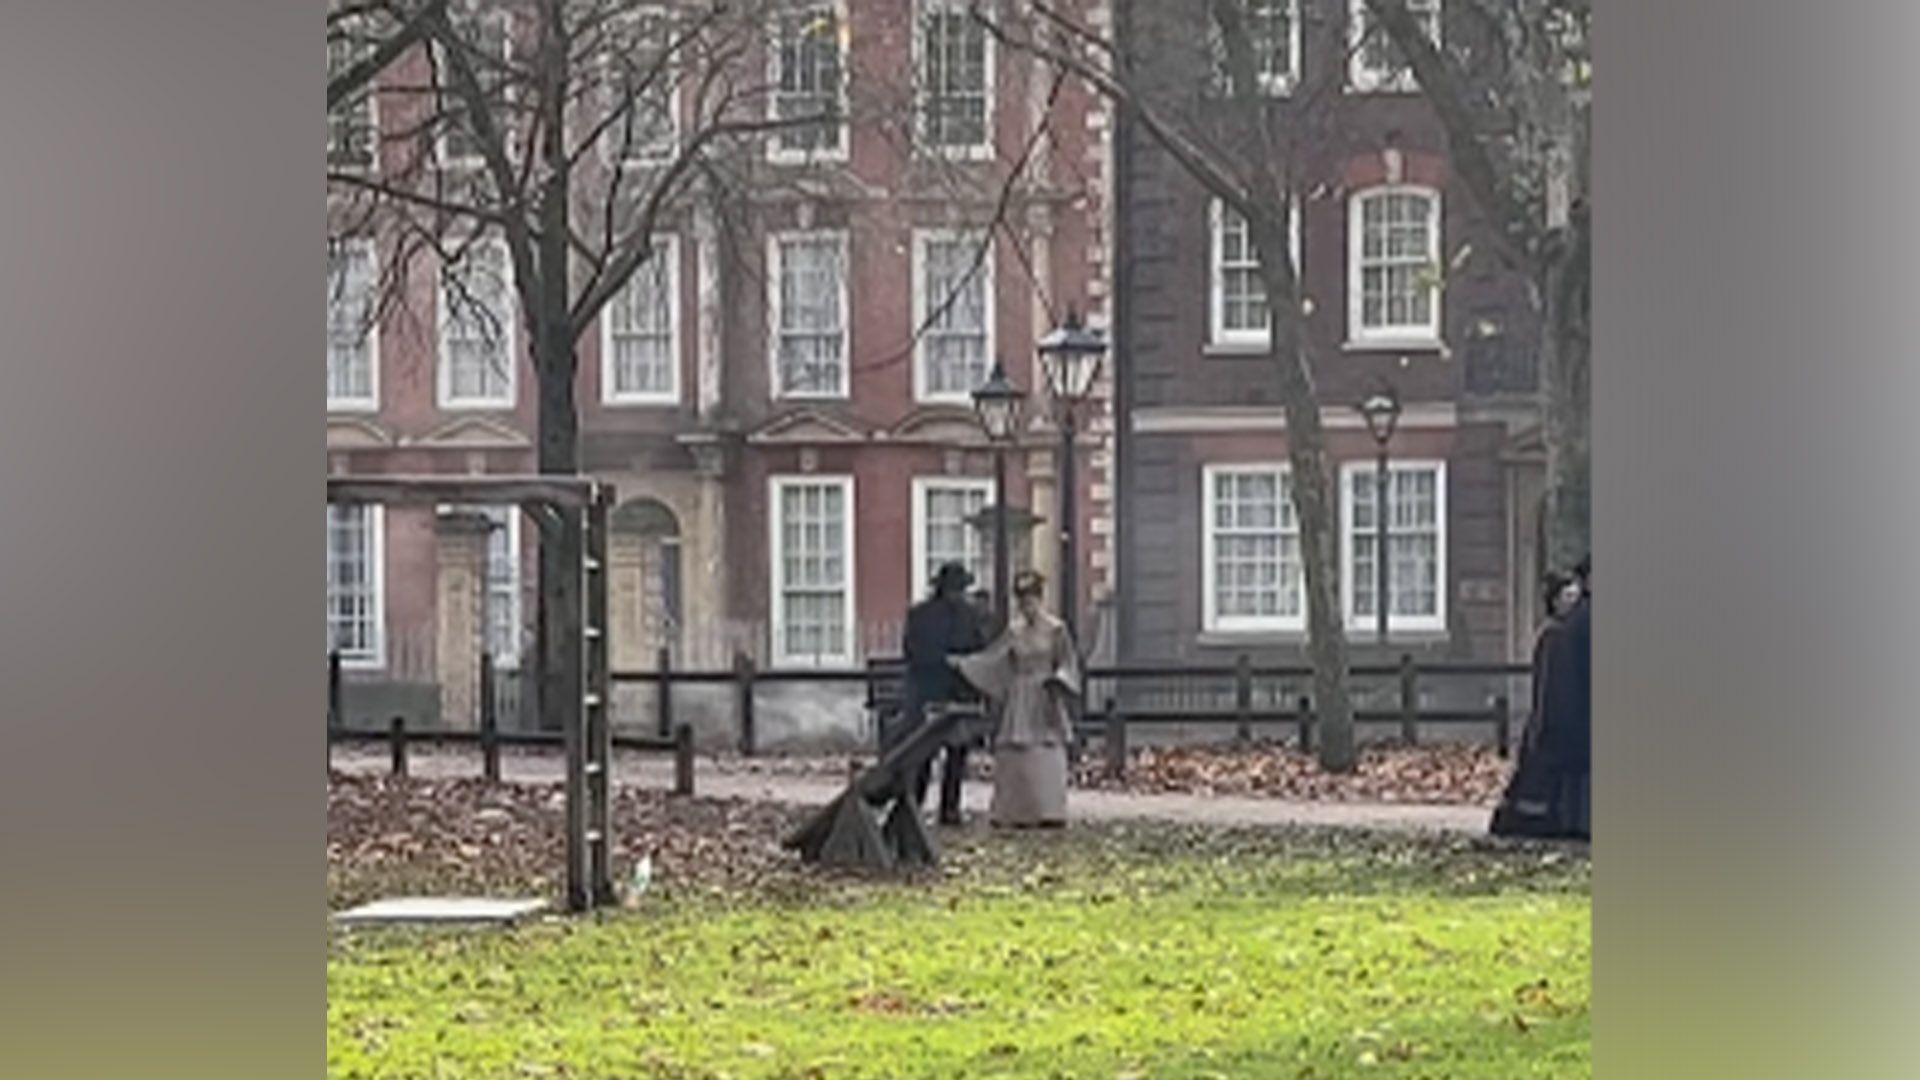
[1491,561,1592,840]
[892,563,986,823]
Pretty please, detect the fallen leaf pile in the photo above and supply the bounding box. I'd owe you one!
[1071,742,1511,805]
[327,772,812,909]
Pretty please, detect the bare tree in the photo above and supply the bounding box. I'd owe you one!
[1361,0,1590,571]
[981,0,1398,771]
[328,0,1064,725]
[328,1,449,113]
[328,0,846,731]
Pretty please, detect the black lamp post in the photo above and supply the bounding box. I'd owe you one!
[1359,385,1403,646]
[1037,307,1108,638]
[971,359,1027,629]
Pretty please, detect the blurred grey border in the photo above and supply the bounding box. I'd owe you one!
[1601,1,1920,1076]
[0,0,1915,1075]
[0,2,312,1075]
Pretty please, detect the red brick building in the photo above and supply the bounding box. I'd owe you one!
[327,1,1116,734]
[1108,0,1550,688]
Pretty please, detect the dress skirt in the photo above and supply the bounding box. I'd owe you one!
[991,743,1068,827]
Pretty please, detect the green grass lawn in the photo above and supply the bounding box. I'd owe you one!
[329,826,1588,1078]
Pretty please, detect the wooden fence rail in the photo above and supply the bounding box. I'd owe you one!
[605,651,1529,762]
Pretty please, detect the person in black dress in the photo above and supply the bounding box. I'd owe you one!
[1491,559,1592,839]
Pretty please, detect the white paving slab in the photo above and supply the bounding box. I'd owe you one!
[334,896,547,927]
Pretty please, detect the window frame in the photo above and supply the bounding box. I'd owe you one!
[769,474,858,668]
[600,5,680,167]
[326,503,386,670]
[1339,457,1448,635]
[600,234,681,406]
[911,228,995,404]
[327,238,381,412]
[1247,0,1302,97]
[435,1,515,173]
[913,0,995,159]
[766,2,850,164]
[437,237,518,410]
[910,475,996,599]
[1348,0,1441,94]
[767,229,850,401]
[1346,183,1443,348]
[1201,462,1307,634]
[327,13,381,172]
[1208,197,1301,349]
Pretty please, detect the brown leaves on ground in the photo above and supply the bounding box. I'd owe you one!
[1072,742,1510,805]
[327,772,811,909]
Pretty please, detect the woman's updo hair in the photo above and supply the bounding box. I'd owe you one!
[1013,569,1046,598]
[1541,572,1574,618]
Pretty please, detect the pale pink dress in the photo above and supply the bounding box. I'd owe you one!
[951,612,1081,826]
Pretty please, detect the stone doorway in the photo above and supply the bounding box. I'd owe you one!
[610,497,682,672]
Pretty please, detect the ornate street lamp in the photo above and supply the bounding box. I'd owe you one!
[970,359,1027,628]
[1358,385,1403,645]
[1036,307,1108,637]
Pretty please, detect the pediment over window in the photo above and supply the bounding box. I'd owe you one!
[883,407,988,446]
[408,416,531,449]
[325,416,394,449]
[746,409,869,445]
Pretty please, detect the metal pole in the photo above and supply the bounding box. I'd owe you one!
[993,444,1010,629]
[1376,446,1390,647]
[1058,411,1078,638]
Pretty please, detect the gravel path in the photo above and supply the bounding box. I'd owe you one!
[331,747,1492,834]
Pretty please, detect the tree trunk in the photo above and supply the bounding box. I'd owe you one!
[1252,216,1358,773]
[534,341,581,733]
[1539,209,1591,574]
[532,0,582,735]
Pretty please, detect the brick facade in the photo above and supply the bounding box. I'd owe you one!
[328,1,1115,732]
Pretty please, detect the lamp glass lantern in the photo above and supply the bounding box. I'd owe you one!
[1359,387,1403,447]
[970,360,1026,442]
[1037,307,1107,405]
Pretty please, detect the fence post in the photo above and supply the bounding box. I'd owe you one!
[1234,653,1253,743]
[1296,695,1313,753]
[327,651,342,774]
[1399,653,1419,745]
[735,651,757,757]
[388,715,407,778]
[480,653,500,783]
[674,722,695,796]
[1105,697,1127,781]
[656,645,673,739]
[1494,694,1512,758]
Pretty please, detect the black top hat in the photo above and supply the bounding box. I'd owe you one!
[933,562,974,592]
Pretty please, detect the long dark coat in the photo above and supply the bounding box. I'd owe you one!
[1491,596,1591,839]
[902,594,984,706]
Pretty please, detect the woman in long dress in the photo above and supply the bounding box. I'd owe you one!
[1491,567,1592,839]
[950,570,1080,828]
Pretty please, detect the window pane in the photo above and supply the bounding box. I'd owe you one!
[774,8,844,152]
[327,22,377,168]
[779,482,849,658]
[325,504,379,660]
[444,243,512,401]
[777,237,845,394]
[611,241,675,395]
[328,244,375,402]
[1348,465,1442,623]
[609,9,675,160]
[921,10,988,147]
[921,236,988,395]
[1209,467,1300,623]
